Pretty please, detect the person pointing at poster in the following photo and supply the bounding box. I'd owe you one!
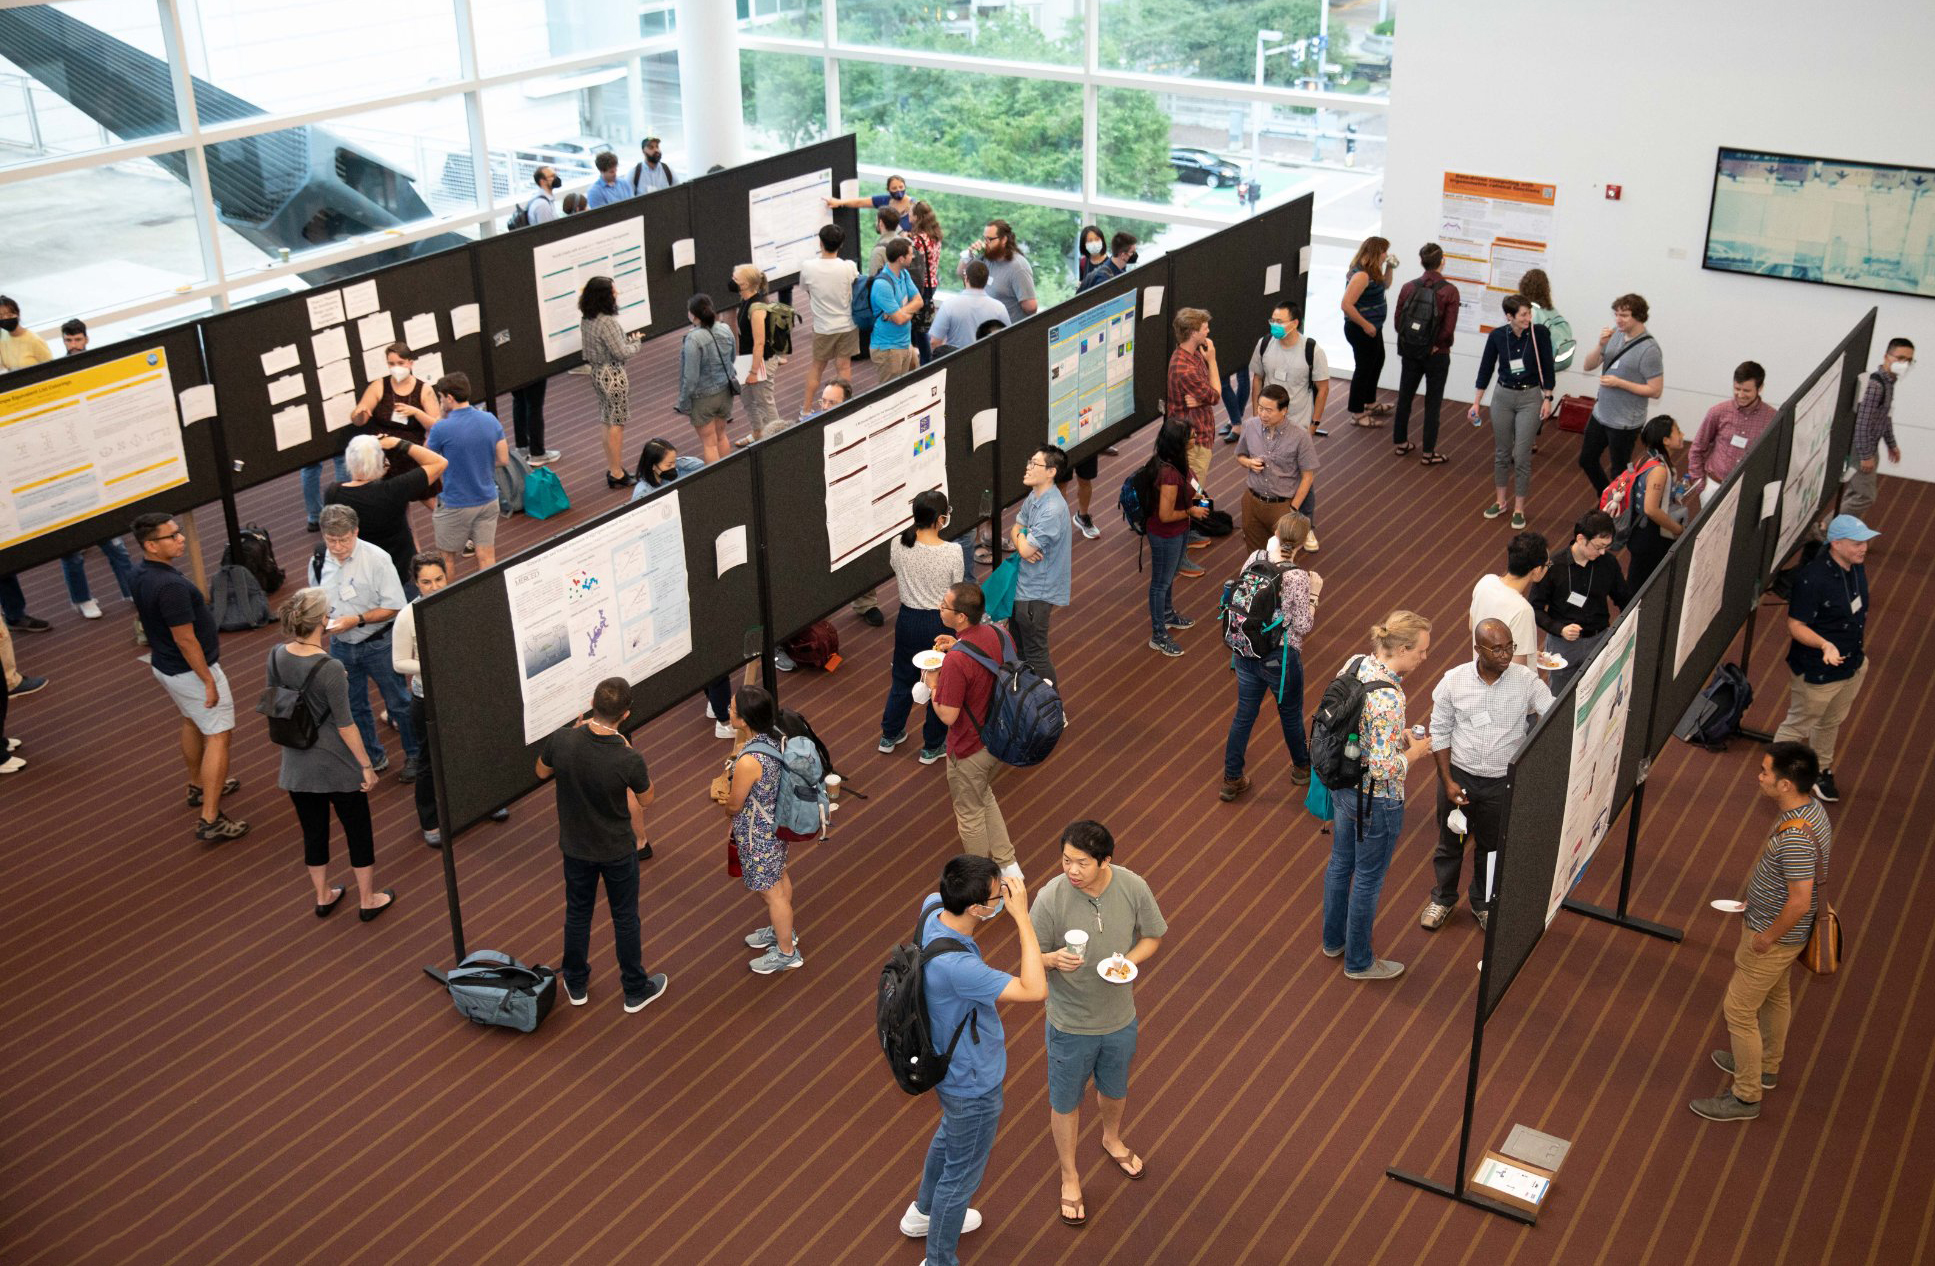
[826,174,915,230]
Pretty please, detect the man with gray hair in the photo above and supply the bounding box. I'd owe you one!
[311,504,420,781]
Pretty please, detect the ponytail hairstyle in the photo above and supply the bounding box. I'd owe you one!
[733,264,768,296]
[900,489,950,547]
[1640,414,1677,456]
[1370,609,1432,656]
[688,292,718,327]
[1273,510,1311,558]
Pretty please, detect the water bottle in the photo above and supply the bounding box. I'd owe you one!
[1343,736,1360,761]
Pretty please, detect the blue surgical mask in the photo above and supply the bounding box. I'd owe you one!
[974,898,1005,921]
[1269,322,1288,339]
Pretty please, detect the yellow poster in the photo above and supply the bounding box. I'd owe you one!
[1439,173,1557,335]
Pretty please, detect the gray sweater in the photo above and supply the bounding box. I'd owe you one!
[581,313,637,370]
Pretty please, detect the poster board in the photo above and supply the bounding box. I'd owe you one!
[748,166,834,280]
[1438,172,1557,335]
[823,371,949,572]
[531,216,652,362]
[1548,602,1643,926]
[689,136,860,308]
[1046,289,1138,451]
[1774,358,1842,560]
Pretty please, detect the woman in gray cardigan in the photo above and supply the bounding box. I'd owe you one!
[676,292,739,465]
[579,274,645,488]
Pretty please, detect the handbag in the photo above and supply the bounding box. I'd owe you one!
[1783,814,1842,975]
[705,327,741,397]
[256,651,328,749]
[523,464,571,520]
[726,838,743,878]
[1304,776,1332,821]
[980,554,1019,623]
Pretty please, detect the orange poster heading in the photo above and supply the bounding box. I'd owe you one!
[1442,172,1557,206]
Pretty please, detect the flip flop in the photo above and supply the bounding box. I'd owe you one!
[1060,1196,1087,1226]
[1392,443,1415,457]
[1103,1143,1146,1179]
[314,885,347,918]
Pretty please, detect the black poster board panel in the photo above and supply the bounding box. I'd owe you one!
[470,183,694,393]
[1819,311,1876,525]
[418,453,762,834]
[1753,405,1797,588]
[1480,681,1575,1021]
[764,341,993,640]
[1163,196,1313,407]
[205,248,485,493]
[0,324,221,575]
[1611,550,1676,806]
[689,136,861,313]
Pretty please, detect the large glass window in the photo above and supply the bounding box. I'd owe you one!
[178,0,463,118]
[0,158,212,320]
[0,2,181,169]
[836,0,1081,67]
[841,62,1082,194]
[741,51,826,155]
[1100,0,1390,99]
[472,0,674,76]
[477,56,681,212]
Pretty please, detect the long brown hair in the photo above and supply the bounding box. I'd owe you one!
[1349,235,1390,273]
[1518,268,1554,309]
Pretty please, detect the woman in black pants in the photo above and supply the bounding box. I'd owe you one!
[1341,235,1396,427]
[270,587,393,921]
[1624,415,1686,591]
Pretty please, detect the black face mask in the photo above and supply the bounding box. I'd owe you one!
[660,466,677,481]
[0,317,17,333]
[730,275,744,294]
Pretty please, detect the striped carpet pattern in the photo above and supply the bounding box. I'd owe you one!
[1,327,1930,1265]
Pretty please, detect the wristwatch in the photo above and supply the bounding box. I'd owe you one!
[355,614,366,628]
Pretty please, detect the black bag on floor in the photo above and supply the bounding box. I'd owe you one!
[1197,502,1235,537]
[1676,662,1753,751]
[209,564,270,631]
[223,523,285,595]
[424,951,558,1033]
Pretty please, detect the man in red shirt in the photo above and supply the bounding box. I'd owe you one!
[1167,308,1221,495]
[922,581,1023,882]
[1686,360,1775,511]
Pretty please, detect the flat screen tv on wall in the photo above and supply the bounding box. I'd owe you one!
[1703,147,1935,299]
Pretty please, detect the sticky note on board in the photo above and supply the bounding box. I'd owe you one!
[259,343,299,376]
[267,373,305,405]
[1299,244,1312,274]
[715,526,749,577]
[305,290,344,331]
[1264,263,1283,293]
[341,279,380,319]
[177,384,216,425]
[451,303,480,340]
[838,178,860,200]
[671,238,696,270]
[1141,286,1164,319]
[1760,480,1780,522]
[321,393,356,432]
[972,408,997,450]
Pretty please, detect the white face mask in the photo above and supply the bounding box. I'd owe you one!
[1086,240,1105,257]
[911,681,932,706]
[388,365,410,382]
[1889,359,1912,377]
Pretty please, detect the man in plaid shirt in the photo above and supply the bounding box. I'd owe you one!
[1845,337,1914,521]
[1168,308,1221,495]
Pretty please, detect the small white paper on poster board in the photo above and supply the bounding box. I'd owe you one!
[341,279,380,319]
[1760,480,1780,522]
[259,343,299,377]
[838,178,860,200]
[972,408,997,450]
[321,393,356,432]
[1300,244,1312,274]
[177,384,217,425]
[311,325,350,367]
[450,303,480,340]
[266,373,305,405]
[272,401,312,451]
[1264,263,1283,293]
[356,311,395,352]
[671,237,696,270]
[715,526,748,578]
[402,313,439,351]
[361,346,387,384]
[1141,286,1164,319]
[317,358,355,399]
[414,352,445,385]
[306,290,345,331]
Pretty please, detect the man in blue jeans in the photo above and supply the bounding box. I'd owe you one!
[899,855,1045,1265]
[311,504,421,781]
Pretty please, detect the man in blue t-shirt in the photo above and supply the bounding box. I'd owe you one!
[1011,446,1072,686]
[425,372,509,576]
[870,238,924,384]
[897,855,1045,1264]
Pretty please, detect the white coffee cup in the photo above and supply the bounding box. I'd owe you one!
[1446,807,1469,835]
[823,773,841,801]
[1063,929,1089,962]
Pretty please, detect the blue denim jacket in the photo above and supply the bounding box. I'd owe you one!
[677,323,738,413]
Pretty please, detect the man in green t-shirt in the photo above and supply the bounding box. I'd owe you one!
[1030,820,1167,1226]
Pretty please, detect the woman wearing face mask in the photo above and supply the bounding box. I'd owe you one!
[732,264,781,447]
[1076,225,1107,288]
[580,274,647,486]
[1470,294,1556,530]
[1341,236,1397,427]
[0,295,53,371]
[629,438,706,501]
[676,292,738,466]
[1624,414,1686,590]
[880,490,965,764]
[350,342,443,486]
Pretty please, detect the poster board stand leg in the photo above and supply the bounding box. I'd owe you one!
[205,404,246,564]
[417,620,467,964]
[1559,778,1684,942]
[749,447,779,705]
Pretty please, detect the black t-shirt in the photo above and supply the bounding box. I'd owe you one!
[539,724,651,863]
[1786,553,1868,683]
[1527,548,1631,638]
[325,469,429,587]
[131,560,218,674]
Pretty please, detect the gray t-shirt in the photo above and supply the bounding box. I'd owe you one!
[982,255,1037,323]
[1592,330,1663,431]
[269,646,364,794]
[1030,866,1167,1035]
[1248,334,1331,431]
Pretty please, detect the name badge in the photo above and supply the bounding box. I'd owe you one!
[1468,710,1492,728]
[1851,595,1863,613]
[1566,591,1587,607]
[1507,356,1526,376]
[1730,433,1749,449]
[340,579,358,602]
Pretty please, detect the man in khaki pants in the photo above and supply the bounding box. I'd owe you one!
[1691,743,1832,1121]
[925,582,1023,884]
[1772,515,1877,805]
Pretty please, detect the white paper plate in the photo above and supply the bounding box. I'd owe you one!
[1096,955,1138,984]
[1538,653,1567,671]
[1710,899,1747,913]
[913,650,946,671]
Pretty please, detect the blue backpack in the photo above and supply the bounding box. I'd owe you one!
[948,625,1064,767]
[747,735,830,838]
[850,267,883,346]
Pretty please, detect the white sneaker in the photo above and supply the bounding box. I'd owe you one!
[75,599,102,619]
[0,756,24,775]
[899,1201,982,1237]
[1304,528,1320,552]
[714,721,736,739]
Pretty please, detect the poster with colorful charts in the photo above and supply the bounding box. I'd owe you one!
[1775,364,1842,561]
[1046,290,1137,450]
[823,370,947,570]
[532,217,650,363]
[1673,478,1741,675]
[504,490,692,744]
[1549,603,1640,925]
[748,167,833,280]
[0,347,191,552]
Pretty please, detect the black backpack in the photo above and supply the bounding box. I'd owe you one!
[224,523,284,596]
[1395,278,1442,360]
[1676,662,1754,751]
[1118,461,1159,537]
[209,564,270,631]
[256,652,328,750]
[878,899,976,1095]
[1221,556,1295,660]
[1252,334,1319,399]
[951,625,1065,767]
[1309,655,1399,791]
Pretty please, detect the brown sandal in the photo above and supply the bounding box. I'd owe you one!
[1392,442,1415,457]
[1060,1196,1087,1226]
[1420,451,1448,465]
[1103,1142,1146,1179]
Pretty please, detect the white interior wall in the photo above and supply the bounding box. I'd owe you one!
[1380,0,1934,481]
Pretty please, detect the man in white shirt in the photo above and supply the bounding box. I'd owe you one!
[1468,531,1548,667]
[794,223,859,419]
[312,504,418,779]
[928,260,1011,352]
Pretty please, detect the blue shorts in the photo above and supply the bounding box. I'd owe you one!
[1045,1017,1138,1113]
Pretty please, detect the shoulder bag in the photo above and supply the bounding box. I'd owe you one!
[1780,814,1842,975]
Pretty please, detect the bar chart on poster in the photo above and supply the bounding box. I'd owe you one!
[749,167,833,280]
[1047,290,1137,450]
[0,347,190,550]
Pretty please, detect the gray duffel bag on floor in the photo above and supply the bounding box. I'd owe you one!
[424,950,558,1032]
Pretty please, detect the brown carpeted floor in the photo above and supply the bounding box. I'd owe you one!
[2,322,1930,1265]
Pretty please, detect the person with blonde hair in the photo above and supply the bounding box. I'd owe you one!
[1321,610,1433,980]
[1341,235,1396,426]
[269,587,393,921]
[732,263,783,445]
[1220,510,1322,802]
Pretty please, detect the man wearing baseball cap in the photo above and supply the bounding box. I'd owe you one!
[1772,515,1877,803]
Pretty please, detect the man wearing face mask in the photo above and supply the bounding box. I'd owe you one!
[0,295,52,372]
[1844,338,1913,522]
[524,166,559,226]
[1686,361,1776,509]
[628,137,677,195]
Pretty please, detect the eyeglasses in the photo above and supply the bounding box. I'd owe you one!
[147,530,184,542]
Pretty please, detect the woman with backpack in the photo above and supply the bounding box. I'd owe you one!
[268,587,393,923]
[1516,269,1576,372]
[1145,421,1210,658]
[579,275,646,487]
[881,490,965,764]
[1624,414,1686,590]
[677,292,739,466]
[732,265,783,446]
[718,685,802,975]
[1220,511,1322,802]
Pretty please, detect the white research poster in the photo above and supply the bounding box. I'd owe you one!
[1775,364,1842,561]
[1548,603,1640,926]
[824,370,947,570]
[748,167,833,280]
[1673,477,1741,675]
[532,217,650,363]
[1439,172,1556,335]
[0,347,191,552]
[505,490,692,744]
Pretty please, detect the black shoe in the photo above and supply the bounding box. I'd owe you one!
[1813,771,1840,803]
[370,753,391,774]
[489,807,511,822]
[5,614,51,633]
[186,777,242,808]
[359,889,397,923]
[861,607,885,628]
[606,470,635,488]
[461,541,476,558]
[398,755,422,784]
[8,675,49,697]
[194,813,251,842]
[306,520,320,533]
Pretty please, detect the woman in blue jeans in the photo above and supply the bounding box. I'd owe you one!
[881,490,964,761]
[1321,610,1434,981]
[1145,421,1208,657]
[1221,511,1320,801]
